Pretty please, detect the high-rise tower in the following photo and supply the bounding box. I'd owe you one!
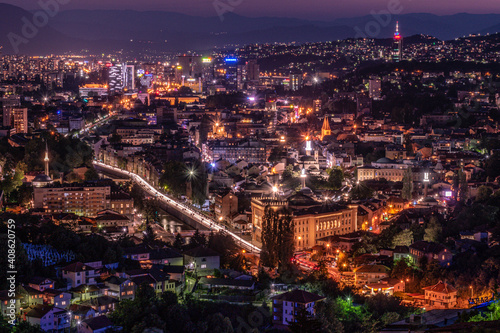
[392,21,403,62]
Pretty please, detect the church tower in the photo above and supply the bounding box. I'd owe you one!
[321,117,331,140]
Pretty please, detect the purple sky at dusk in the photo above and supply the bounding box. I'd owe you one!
[2,0,500,20]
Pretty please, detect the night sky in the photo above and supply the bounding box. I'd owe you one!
[3,0,500,20]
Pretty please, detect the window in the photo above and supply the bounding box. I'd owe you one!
[201,264,207,269]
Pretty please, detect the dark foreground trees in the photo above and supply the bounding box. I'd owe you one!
[260,207,294,270]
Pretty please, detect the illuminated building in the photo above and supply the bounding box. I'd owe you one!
[108,64,124,93]
[123,64,135,91]
[289,71,302,91]
[79,84,108,97]
[3,106,28,133]
[177,55,203,80]
[33,183,133,218]
[271,290,324,328]
[251,195,358,251]
[208,139,267,164]
[33,183,112,217]
[223,57,240,91]
[245,59,259,83]
[321,117,331,140]
[392,21,403,62]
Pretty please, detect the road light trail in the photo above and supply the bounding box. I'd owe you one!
[93,160,261,254]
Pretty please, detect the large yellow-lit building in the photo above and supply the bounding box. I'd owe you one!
[251,193,358,251]
[33,183,134,218]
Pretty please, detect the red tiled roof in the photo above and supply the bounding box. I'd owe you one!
[422,281,457,294]
[62,262,94,272]
[271,289,325,304]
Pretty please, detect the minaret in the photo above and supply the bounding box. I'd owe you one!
[300,166,307,189]
[321,117,331,140]
[44,142,49,176]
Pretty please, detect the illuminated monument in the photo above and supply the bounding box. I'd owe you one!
[392,21,403,62]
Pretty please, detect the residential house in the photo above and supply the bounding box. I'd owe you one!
[104,276,135,301]
[94,210,130,228]
[0,290,22,316]
[69,285,101,303]
[183,246,220,274]
[162,265,185,283]
[69,304,96,325]
[409,241,453,266]
[422,281,458,309]
[24,305,70,332]
[62,262,99,288]
[364,278,405,296]
[353,265,391,287]
[214,191,238,222]
[82,296,119,315]
[124,268,176,294]
[78,315,114,333]
[393,246,414,263]
[28,277,55,292]
[271,289,325,328]
[17,285,44,309]
[42,289,72,309]
[149,248,184,266]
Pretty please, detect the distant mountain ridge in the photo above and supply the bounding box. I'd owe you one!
[0,3,499,55]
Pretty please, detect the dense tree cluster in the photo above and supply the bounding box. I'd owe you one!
[111,284,269,333]
[260,207,294,270]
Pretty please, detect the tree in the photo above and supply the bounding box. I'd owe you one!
[190,162,208,207]
[392,229,413,248]
[84,167,100,181]
[423,216,442,243]
[260,207,294,269]
[143,223,158,247]
[173,233,184,249]
[349,182,374,200]
[403,133,413,155]
[206,231,238,268]
[191,229,206,247]
[160,160,188,197]
[476,185,493,202]
[458,169,469,202]
[328,167,344,190]
[391,257,415,280]
[401,168,413,200]
[486,151,500,180]
[0,161,26,199]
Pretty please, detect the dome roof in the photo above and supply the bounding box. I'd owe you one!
[300,155,315,162]
[422,196,438,203]
[33,174,52,182]
[375,157,394,164]
[288,193,318,207]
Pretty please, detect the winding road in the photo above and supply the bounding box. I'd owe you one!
[93,160,261,254]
